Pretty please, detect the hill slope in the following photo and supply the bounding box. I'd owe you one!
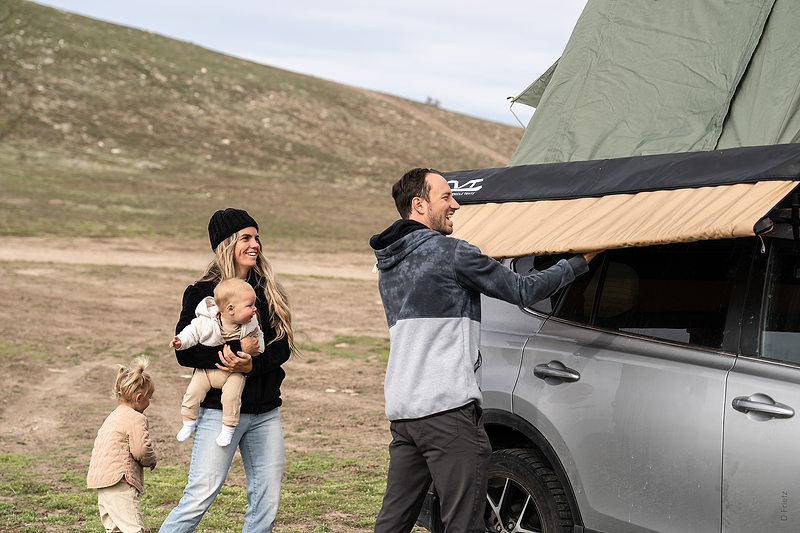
[0,0,522,250]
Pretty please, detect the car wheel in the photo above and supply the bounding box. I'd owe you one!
[485,448,574,533]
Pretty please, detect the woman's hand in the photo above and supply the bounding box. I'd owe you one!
[217,344,253,374]
[240,328,260,356]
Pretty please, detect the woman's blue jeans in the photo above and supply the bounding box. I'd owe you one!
[158,407,285,533]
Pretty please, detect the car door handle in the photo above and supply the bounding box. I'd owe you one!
[534,361,580,383]
[732,395,795,419]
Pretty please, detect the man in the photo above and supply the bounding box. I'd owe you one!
[369,168,598,533]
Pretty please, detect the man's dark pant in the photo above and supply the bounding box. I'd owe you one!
[374,402,491,533]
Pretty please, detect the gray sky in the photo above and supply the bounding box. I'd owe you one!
[37,0,587,126]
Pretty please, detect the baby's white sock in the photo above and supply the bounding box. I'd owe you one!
[216,425,236,447]
[177,420,196,442]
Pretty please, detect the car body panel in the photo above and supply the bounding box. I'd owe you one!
[479,293,546,411]
[723,357,800,532]
[512,319,733,532]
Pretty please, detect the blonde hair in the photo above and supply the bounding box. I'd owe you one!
[114,356,155,403]
[213,278,255,310]
[201,232,296,353]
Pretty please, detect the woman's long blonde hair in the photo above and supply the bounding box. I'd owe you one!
[201,232,296,353]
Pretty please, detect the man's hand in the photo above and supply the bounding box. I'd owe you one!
[583,250,603,263]
[169,336,182,349]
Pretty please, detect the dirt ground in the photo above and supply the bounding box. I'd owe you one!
[0,237,394,530]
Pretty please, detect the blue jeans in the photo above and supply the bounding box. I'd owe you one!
[159,407,285,533]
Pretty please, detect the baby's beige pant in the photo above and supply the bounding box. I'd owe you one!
[181,368,245,427]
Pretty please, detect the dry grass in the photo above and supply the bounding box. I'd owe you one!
[0,0,522,251]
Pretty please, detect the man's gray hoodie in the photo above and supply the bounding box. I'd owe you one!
[370,219,588,421]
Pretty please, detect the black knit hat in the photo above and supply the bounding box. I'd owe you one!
[208,208,259,251]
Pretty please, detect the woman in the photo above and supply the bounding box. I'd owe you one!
[159,208,295,533]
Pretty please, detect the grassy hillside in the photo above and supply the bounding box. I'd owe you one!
[0,0,523,251]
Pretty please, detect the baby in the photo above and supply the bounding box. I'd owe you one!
[170,277,264,446]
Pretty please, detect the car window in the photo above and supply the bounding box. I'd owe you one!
[554,259,601,323]
[512,254,572,314]
[553,241,749,349]
[760,245,800,364]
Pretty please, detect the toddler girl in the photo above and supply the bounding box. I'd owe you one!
[87,357,158,533]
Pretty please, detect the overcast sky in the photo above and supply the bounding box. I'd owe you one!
[36,0,587,126]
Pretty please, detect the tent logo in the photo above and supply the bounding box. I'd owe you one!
[448,179,484,195]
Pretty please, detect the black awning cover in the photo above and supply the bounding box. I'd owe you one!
[443,143,800,205]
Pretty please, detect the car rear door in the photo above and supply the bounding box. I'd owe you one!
[723,239,800,532]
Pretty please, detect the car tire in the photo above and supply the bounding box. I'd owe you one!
[485,448,575,533]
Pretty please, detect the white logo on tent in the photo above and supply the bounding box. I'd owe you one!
[448,179,484,195]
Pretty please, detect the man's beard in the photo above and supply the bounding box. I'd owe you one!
[428,210,453,235]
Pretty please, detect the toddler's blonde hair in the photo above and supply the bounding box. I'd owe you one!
[213,278,255,310]
[114,356,155,403]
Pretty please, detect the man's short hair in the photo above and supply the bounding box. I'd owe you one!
[392,168,438,219]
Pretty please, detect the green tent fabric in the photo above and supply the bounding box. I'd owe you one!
[717,0,800,148]
[510,0,776,166]
[509,59,559,109]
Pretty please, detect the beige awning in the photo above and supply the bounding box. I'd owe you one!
[451,181,799,258]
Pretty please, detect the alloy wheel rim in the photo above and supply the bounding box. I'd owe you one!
[485,477,544,533]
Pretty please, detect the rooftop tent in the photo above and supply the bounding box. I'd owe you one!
[509,0,780,165]
[444,144,800,258]
[445,0,800,258]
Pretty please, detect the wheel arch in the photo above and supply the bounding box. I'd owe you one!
[483,407,584,528]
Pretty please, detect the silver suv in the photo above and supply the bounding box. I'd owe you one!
[419,213,800,532]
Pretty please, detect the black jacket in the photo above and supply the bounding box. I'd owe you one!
[174,272,290,414]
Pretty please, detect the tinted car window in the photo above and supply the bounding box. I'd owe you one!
[760,245,800,364]
[512,254,573,314]
[554,241,750,349]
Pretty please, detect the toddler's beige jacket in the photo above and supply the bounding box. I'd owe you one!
[87,405,157,493]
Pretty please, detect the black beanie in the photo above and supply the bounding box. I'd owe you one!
[208,208,259,251]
